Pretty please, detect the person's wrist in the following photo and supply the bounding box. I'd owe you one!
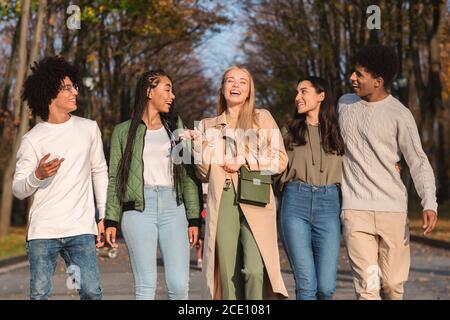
[104,219,119,229]
[188,218,202,227]
[34,170,44,180]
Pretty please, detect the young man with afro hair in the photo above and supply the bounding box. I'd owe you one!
[338,45,438,300]
[12,56,108,300]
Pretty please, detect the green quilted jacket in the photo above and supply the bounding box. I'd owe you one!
[104,117,201,228]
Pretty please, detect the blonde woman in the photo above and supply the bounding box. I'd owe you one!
[188,66,288,300]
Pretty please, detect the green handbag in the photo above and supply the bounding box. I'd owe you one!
[237,165,272,207]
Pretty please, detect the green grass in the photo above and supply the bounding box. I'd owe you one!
[408,198,450,241]
[0,227,27,260]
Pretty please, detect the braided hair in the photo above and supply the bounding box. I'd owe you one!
[116,70,181,203]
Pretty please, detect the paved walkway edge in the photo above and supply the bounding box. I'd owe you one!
[410,235,450,250]
[0,236,448,273]
[0,255,28,274]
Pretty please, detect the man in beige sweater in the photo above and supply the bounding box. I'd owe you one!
[338,45,438,300]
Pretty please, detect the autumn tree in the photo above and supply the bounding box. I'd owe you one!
[0,0,228,236]
[241,0,449,199]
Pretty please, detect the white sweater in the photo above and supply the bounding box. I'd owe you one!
[338,94,437,213]
[12,115,108,240]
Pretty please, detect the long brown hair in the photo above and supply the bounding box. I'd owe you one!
[284,76,345,155]
[216,66,258,130]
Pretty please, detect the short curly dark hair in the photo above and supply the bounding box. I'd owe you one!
[22,56,80,121]
[355,45,398,88]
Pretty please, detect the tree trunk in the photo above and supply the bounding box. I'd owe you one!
[1,20,19,114]
[0,17,20,142]
[11,0,31,124]
[45,0,56,57]
[0,0,31,237]
[0,0,47,238]
[428,0,448,199]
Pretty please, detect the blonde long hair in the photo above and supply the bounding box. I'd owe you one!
[216,66,259,130]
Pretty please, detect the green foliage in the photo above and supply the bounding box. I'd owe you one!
[0,227,26,259]
[0,0,20,21]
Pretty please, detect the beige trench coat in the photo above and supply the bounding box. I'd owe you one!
[193,108,289,299]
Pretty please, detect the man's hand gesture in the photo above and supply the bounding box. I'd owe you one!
[35,153,65,180]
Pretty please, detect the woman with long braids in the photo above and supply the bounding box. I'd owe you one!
[277,76,345,300]
[104,70,201,300]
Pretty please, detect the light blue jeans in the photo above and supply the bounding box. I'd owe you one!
[279,181,341,300]
[121,186,190,300]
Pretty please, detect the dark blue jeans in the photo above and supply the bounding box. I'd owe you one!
[26,234,102,300]
[279,181,341,300]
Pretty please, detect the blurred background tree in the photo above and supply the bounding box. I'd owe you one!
[0,0,228,237]
[241,0,449,202]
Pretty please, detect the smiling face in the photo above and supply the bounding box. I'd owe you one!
[350,65,383,99]
[222,68,250,108]
[148,76,175,113]
[295,80,324,115]
[49,76,78,116]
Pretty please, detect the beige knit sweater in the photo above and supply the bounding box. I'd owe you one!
[338,94,437,213]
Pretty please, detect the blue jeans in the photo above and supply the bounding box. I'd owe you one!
[279,181,341,300]
[121,186,190,300]
[26,234,102,300]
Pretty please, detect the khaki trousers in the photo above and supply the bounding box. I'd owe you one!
[341,210,410,300]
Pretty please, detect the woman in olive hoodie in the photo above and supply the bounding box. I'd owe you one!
[104,70,201,300]
[277,76,344,300]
